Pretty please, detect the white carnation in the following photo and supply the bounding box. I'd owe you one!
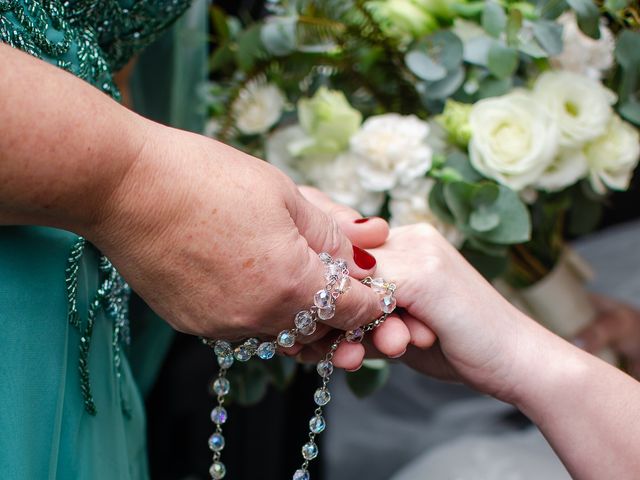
[533,71,616,148]
[536,148,588,192]
[307,153,385,216]
[265,125,330,183]
[551,12,615,80]
[350,114,433,191]
[585,115,640,194]
[232,79,285,135]
[389,177,463,246]
[469,91,558,191]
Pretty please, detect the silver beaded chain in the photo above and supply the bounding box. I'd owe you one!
[201,253,397,480]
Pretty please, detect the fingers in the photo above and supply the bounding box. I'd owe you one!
[298,186,389,249]
[292,192,377,278]
[370,314,411,358]
[401,312,438,349]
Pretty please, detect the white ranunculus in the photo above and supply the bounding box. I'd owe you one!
[551,12,615,80]
[265,125,330,183]
[307,153,385,216]
[389,177,464,246]
[533,71,616,148]
[585,115,640,194]
[468,91,558,191]
[536,148,588,192]
[350,114,433,191]
[232,79,285,135]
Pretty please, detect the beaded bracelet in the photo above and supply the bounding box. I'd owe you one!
[201,253,397,480]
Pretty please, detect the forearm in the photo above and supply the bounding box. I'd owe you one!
[514,319,640,479]
[0,43,151,235]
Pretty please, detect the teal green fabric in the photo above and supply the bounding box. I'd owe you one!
[0,1,209,478]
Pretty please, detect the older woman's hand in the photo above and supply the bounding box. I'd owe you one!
[90,125,384,341]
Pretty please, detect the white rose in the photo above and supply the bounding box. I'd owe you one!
[350,114,433,191]
[232,79,285,135]
[585,115,640,194]
[551,12,615,80]
[265,125,331,183]
[469,91,558,191]
[307,153,385,216]
[389,177,464,246]
[536,148,588,192]
[533,71,616,148]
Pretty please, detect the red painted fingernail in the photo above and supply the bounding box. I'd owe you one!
[354,217,370,224]
[353,246,376,270]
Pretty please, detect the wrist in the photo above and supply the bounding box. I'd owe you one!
[508,316,592,423]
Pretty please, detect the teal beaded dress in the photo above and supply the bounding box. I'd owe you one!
[0,1,201,478]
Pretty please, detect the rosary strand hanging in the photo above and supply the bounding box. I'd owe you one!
[201,253,397,479]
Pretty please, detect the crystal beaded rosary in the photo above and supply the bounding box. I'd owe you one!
[201,252,397,480]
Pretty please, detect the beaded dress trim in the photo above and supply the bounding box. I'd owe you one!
[1,0,191,414]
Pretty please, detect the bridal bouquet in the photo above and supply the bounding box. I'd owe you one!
[204,0,640,397]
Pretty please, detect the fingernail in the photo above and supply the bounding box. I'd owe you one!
[346,364,362,372]
[389,349,407,359]
[354,217,371,224]
[353,246,376,270]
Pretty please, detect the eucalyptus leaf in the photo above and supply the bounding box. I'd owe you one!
[236,25,264,71]
[474,186,531,244]
[429,182,456,224]
[443,182,474,223]
[345,361,390,398]
[478,76,513,98]
[482,1,507,38]
[463,35,493,66]
[506,9,523,47]
[566,0,601,39]
[406,50,448,81]
[619,100,640,126]
[487,42,519,79]
[260,16,298,56]
[604,0,630,11]
[470,206,501,232]
[446,152,483,182]
[532,20,563,55]
[615,30,640,69]
[421,66,465,100]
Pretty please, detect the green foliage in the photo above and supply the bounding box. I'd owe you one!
[566,0,601,39]
[345,360,390,398]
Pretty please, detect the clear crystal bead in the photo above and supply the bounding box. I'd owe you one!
[380,294,397,314]
[217,354,234,369]
[309,415,326,434]
[337,276,351,293]
[314,289,331,309]
[299,320,317,336]
[210,406,228,425]
[370,277,387,294]
[334,259,347,270]
[316,360,333,378]
[319,252,332,264]
[257,341,276,360]
[325,263,342,280]
[293,469,310,480]
[213,340,232,357]
[209,461,226,479]
[208,433,225,452]
[213,378,230,396]
[245,337,260,350]
[294,310,313,330]
[277,330,296,348]
[234,345,251,362]
[302,441,319,460]
[314,387,331,406]
[317,305,335,321]
[346,328,364,343]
